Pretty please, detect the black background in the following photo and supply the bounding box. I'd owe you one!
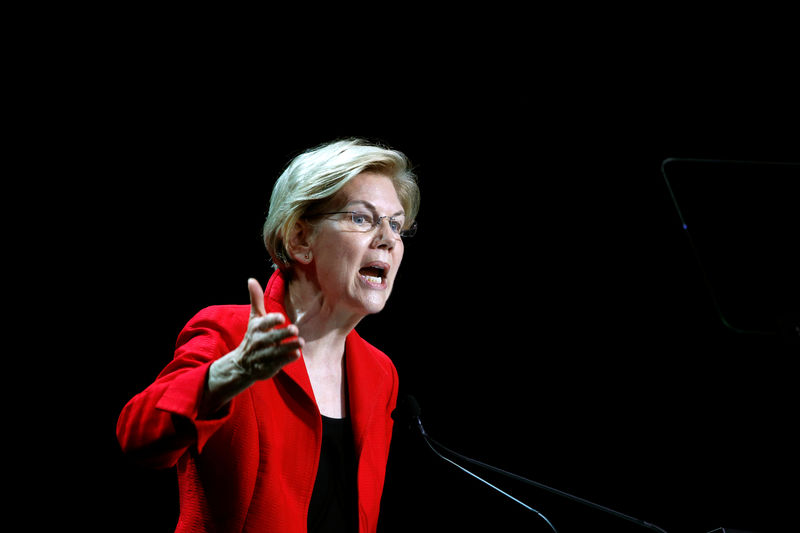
[38,13,799,533]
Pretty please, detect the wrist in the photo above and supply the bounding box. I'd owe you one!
[202,350,254,417]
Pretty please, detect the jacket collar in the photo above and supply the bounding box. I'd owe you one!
[263,270,314,399]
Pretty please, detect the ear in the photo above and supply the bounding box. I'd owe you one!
[285,219,314,264]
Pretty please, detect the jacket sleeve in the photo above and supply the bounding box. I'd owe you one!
[116,305,247,469]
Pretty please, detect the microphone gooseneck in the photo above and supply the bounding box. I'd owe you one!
[404,395,668,533]
[406,396,557,533]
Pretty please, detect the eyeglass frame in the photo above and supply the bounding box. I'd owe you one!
[304,211,418,238]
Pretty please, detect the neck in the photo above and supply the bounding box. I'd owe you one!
[284,268,362,367]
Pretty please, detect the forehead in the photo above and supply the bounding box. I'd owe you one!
[337,171,404,213]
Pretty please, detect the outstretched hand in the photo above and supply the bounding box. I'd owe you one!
[203,279,304,416]
[234,278,304,381]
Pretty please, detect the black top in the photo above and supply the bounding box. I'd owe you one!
[308,415,359,533]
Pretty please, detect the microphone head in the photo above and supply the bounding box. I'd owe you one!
[391,394,421,423]
[391,394,429,438]
[406,395,421,418]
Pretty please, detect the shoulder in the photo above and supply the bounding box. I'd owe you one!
[348,331,400,415]
[176,304,251,351]
[349,330,398,381]
[188,304,251,327]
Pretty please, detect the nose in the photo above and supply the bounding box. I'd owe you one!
[372,217,397,250]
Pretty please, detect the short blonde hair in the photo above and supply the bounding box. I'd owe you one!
[264,138,420,271]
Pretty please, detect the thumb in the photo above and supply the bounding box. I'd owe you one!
[247,278,267,317]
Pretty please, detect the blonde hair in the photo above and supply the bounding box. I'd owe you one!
[264,138,420,271]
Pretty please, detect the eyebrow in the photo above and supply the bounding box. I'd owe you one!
[344,200,405,217]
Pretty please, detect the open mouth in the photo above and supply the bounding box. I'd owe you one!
[358,262,389,285]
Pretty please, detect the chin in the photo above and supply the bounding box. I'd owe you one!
[358,291,391,316]
[362,299,388,316]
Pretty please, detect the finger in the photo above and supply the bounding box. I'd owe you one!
[249,313,288,334]
[253,334,303,359]
[252,338,303,359]
[248,278,267,317]
[276,347,302,367]
[249,323,298,347]
[271,341,303,368]
[274,337,304,355]
[248,341,303,377]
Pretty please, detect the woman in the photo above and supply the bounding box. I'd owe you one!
[117,138,420,533]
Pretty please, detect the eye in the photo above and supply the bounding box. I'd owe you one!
[388,218,403,233]
[351,212,373,227]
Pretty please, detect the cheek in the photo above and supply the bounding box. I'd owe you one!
[315,235,362,280]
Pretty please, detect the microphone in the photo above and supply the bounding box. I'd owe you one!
[399,395,669,533]
[404,394,427,437]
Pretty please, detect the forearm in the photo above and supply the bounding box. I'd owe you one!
[118,362,221,468]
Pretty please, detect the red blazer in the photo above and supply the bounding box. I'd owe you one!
[117,270,399,533]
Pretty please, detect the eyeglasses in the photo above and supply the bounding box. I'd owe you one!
[307,211,418,238]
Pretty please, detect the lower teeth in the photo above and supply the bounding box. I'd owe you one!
[364,275,382,283]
